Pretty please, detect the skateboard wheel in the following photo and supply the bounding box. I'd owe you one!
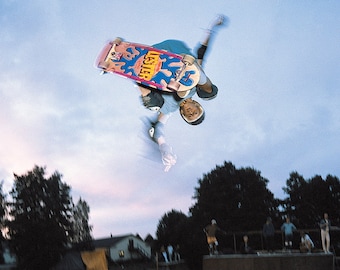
[167,79,180,91]
[182,54,195,65]
[177,90,190,98]
[113,37,122,45]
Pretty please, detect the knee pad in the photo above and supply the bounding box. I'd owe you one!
[141,91,164,111]
[197,44,207,60]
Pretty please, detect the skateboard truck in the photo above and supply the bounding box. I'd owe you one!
[110,37,123,61]
[97,37,123,74]
[167,54,196,91]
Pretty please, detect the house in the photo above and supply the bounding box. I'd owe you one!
[92,234,152,262]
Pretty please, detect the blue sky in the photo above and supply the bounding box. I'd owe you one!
[0,1,339,239]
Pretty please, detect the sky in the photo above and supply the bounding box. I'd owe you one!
[0,1,339,239]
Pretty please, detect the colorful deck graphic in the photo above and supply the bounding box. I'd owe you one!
[96,40,200,92]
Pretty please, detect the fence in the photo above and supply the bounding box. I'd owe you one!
[219,228,340,255]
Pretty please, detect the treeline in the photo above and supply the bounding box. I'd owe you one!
[0,165,92,270]
[154,161,340,270]
[1,162,339,270]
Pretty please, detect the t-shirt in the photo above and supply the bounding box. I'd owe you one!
[152,40,197,115]
[301,234,314,247]
[160,89,196,115]
[152,39,194,56]
[204,224,220,237]
[281,222,296,235]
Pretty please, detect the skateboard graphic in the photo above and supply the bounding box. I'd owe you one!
[95,38,200,97]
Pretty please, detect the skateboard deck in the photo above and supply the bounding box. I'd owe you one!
[95,38,200,96]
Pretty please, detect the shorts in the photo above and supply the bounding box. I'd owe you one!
[207,236,217,245]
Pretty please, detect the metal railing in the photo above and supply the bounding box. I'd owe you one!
[220,228,340,255]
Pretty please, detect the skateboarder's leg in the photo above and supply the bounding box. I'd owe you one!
[195,15,226,99]
[196,76,218,100]
[197,14,227,66]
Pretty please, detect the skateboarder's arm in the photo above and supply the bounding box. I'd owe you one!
[153,113,170,145]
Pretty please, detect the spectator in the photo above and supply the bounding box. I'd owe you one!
[174,244,181,261]
[319,213,331,253]
[281,216,297,250]
[263,217,275,252]
[299,231,314,253]
[167,244,173,262]
[160,245,169,263]
[240,235,256,254]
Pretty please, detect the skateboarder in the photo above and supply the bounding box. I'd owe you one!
[139,15,228,170]
[203,219,226,255]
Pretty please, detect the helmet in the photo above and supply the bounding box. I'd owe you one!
[211,219,217,224]
[179,99,205,125]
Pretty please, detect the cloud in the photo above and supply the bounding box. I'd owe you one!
[0,1,339,239]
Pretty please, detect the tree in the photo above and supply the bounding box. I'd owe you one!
[144,234,156,254]
[0,181,7,263]
[70,197,93,247]
[190,161,279,232]
[156,209,189,250]
[187,162,279,270]
[6,166,73,270]
[155,209,192,266]
[282,172,340,227]
[0,181,6,227]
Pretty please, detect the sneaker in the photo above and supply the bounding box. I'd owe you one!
[196,84,218,100]
[141,91,164,111]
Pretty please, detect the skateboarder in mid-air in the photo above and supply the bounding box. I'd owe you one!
[139,15,228,171]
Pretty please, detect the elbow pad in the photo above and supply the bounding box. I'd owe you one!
[197,44,207,60]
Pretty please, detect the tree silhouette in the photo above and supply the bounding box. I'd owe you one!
[0,182,7,263]
[282,172,340,227]
[156,162,280,270]
[6,166,73,270]
[70,197,93,249]
[0,181,6,226]
[190,162,279,232]
[156,209,189,251]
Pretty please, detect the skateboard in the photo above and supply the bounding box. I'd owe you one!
[95,38,200,97]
